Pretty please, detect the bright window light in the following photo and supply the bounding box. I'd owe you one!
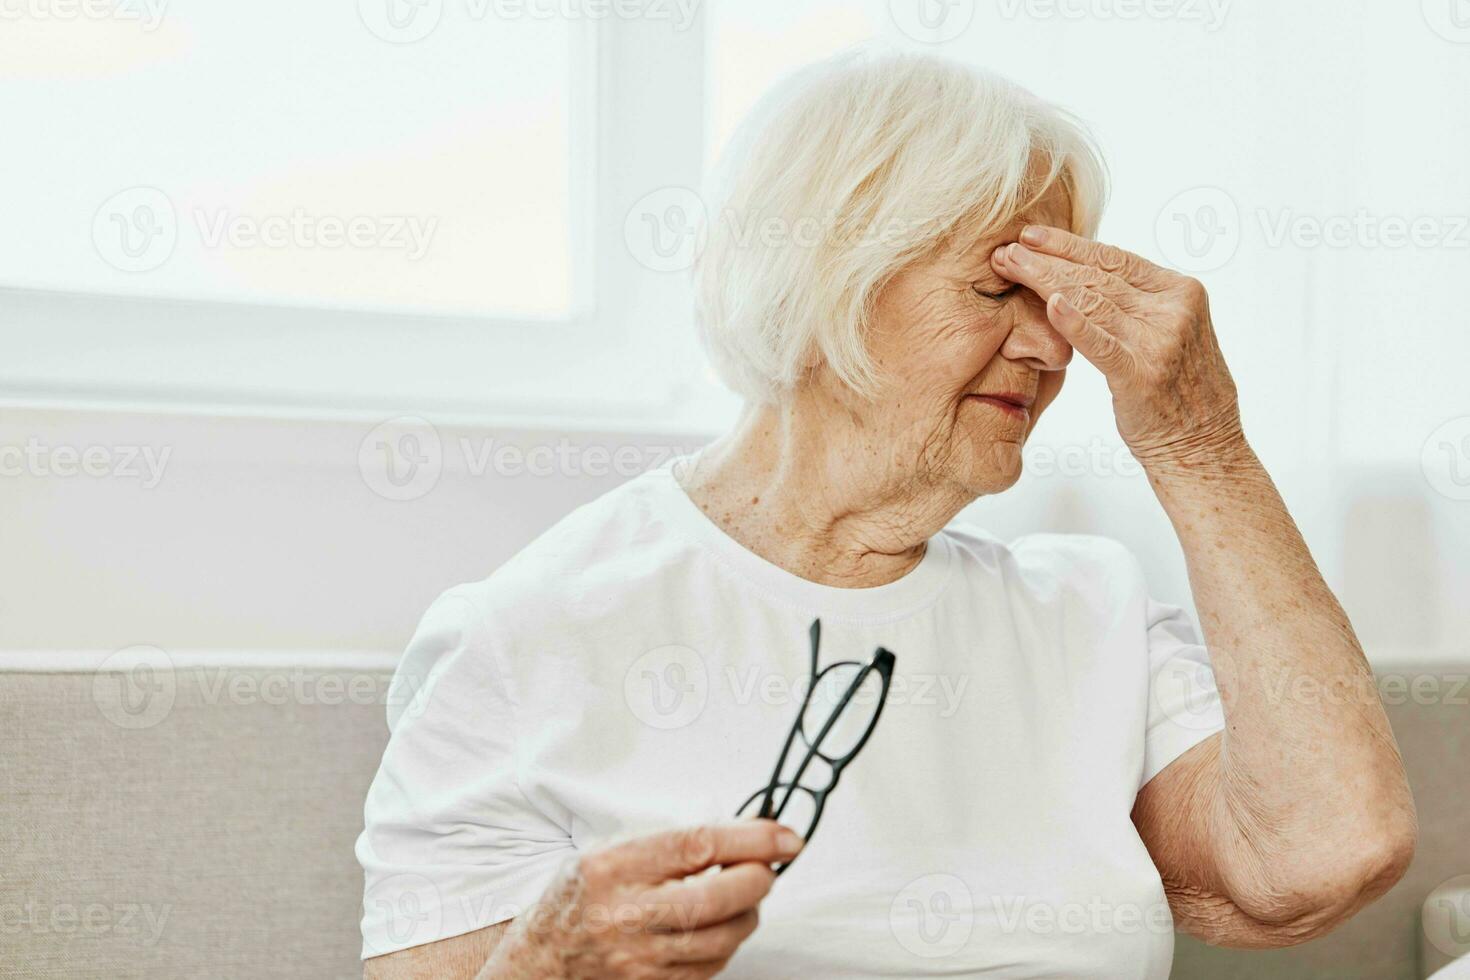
[0,3,583,318]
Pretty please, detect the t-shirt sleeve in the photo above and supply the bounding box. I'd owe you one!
[356,588,575,959]
[1141,597,1225,788]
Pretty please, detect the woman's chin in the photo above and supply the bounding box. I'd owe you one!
[953,439,1024,495]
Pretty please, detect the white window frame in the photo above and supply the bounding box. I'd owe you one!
[0,11,714,429]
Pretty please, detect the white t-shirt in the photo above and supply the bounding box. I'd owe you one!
[357,459,1224,977]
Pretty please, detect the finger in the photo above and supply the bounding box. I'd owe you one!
[992,242,1137,314]
[597,820,803,885]
[1047,289,1132,374]
[1017,225,1167,289]
[651,908,760,964]
[638,861,776,930]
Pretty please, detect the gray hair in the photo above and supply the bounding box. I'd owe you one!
[692,47,1108,402]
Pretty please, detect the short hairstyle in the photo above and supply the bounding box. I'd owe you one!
[692,47,1108,402]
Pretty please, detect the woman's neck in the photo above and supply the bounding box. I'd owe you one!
[677,400,973,589]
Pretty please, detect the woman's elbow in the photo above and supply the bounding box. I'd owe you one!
[1333,811,1419,915]
[1236,812,1419,946]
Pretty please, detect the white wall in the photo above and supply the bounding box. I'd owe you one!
[0,406,708,655]
[3,402,1465,669]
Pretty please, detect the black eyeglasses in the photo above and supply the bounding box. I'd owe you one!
[736,619,896,875]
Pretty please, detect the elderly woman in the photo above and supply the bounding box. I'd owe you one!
[358,50,1415,979]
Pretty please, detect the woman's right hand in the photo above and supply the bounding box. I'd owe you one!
[482,819,803,979]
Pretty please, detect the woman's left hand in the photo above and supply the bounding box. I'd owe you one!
[992,226,1244,468]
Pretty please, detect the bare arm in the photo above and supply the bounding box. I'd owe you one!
[1130,441,1416,945]
[994,227,1417,946]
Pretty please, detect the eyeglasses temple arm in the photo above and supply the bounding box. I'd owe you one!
[758,618,823,818]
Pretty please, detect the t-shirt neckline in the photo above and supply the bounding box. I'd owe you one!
[646,454,954,623]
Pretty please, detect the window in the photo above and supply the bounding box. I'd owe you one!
[4,0,1468,473]
[2,4,591,318]
[0,1,710,421]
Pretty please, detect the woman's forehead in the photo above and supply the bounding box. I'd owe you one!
[945,184,1073,261]
[1018,182,1073,228]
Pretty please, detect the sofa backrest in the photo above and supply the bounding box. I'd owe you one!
[2,662,1465,978]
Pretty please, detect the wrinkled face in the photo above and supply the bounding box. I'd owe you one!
[844,185,1074,496]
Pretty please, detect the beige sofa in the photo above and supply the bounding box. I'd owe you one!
[2,662,1465,979]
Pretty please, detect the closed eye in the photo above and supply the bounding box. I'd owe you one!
[973,283,1018,300]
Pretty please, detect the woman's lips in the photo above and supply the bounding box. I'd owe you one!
[966,393,1033,418]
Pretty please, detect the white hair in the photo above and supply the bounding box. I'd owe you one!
[692,48,1108,402]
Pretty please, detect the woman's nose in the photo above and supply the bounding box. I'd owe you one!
[1000,306,1073,371]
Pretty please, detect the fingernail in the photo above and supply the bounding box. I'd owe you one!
[1009,243,1032,265]
[1020,225,1046,246]
[776,829,804,855]
[1050,292,1074,314]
